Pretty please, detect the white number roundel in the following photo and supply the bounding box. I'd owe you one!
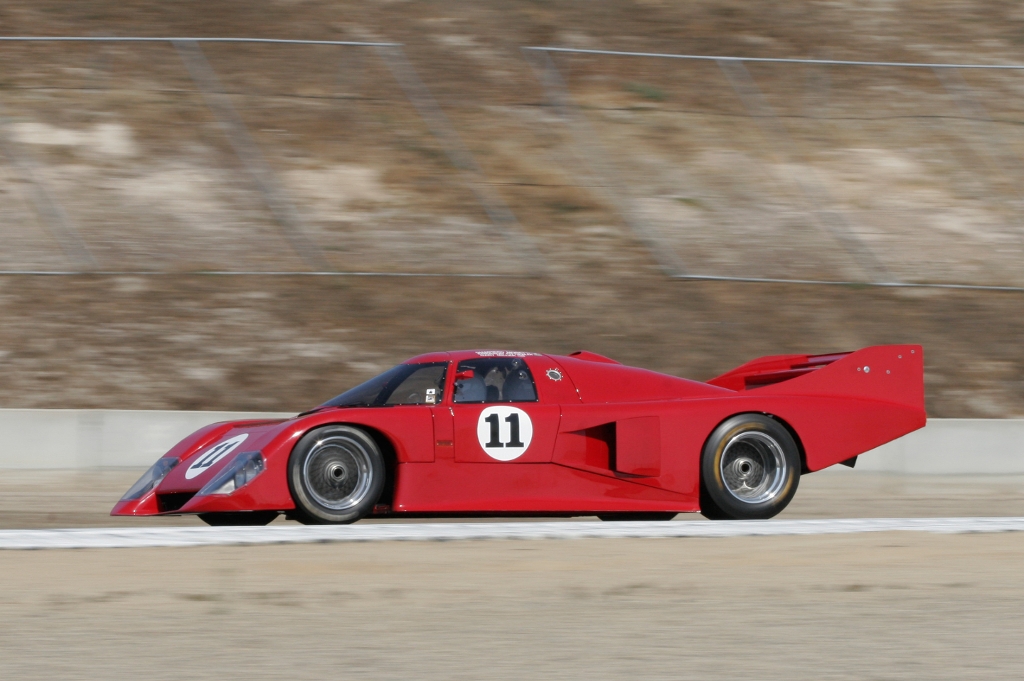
[185,433,249,479]
[476,406,533,461]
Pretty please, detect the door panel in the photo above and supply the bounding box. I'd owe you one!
[432,406,455,460]
[452,403,560,463]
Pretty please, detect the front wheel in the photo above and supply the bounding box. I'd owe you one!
[700,414,800,520]
[287,425,385,524]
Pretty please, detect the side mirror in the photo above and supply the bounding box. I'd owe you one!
[455,369,475,381]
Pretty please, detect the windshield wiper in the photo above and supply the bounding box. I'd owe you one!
[298,403,378,416]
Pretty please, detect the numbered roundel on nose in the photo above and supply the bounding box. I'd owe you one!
[184,433,249,479]
[476,406,534,461]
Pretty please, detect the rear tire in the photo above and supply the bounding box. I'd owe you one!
[700,413,800,520]
[198,511,278,526]
[288,425,385,525]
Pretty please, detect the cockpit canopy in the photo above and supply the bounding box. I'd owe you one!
[320,356,539,408]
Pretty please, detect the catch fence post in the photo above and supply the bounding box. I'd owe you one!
[376,44,546,277]
[716,58,893,284]
[0,100,95,268]
[173,38,332,272]
[521,47,688,277]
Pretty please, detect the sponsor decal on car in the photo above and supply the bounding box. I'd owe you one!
[184,433,249,479]
[477,406,533,461]
[474,351,541,358]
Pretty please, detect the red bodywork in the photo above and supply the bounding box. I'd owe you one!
[112,345,925,518]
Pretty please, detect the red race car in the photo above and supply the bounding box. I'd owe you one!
[112,346,924,525]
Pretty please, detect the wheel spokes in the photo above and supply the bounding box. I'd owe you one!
[720,433,787,504]
[304,436,373,511]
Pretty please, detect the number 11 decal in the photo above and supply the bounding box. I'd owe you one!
[477,406,534,461]
[483,413,526,449]
[484,413,503,448]
[505,413,525,448]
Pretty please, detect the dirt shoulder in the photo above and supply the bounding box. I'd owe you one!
[1,532,1023,680]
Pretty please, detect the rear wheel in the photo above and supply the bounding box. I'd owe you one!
[198,511,278,526]
[700,414,800,520]
[287,425,385,525]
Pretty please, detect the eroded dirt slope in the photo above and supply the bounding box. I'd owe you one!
[0,1,1022,414]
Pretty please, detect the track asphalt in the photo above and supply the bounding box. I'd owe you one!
[3,516,1024,549]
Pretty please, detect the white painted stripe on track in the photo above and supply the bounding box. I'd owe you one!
[2,517,1024,550]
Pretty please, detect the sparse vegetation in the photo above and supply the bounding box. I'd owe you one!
[0,1,1020,417]
[626,81,666,102]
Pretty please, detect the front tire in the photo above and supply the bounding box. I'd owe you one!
[700,414,800,520]
[288,425,385,524]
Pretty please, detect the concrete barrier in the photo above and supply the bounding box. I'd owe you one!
[0,410,292,469]
[853,418,1024,474]
[0,411,1019,473]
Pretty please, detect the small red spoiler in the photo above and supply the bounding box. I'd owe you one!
[707,352,852,391]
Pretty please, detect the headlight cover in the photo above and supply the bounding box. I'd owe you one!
[197,451,265,496]
[120,457,179,501]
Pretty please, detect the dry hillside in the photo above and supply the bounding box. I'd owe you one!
[0,1,1022,416]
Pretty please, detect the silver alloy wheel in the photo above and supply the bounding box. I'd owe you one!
[303,434,374,511]
[720,431,788,504]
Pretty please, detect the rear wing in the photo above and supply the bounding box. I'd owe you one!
[708,352,852,391]
[708,345,925,410]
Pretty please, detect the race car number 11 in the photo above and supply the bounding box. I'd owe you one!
[477,406,533,461]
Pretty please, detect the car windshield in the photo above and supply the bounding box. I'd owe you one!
[320,362,447,408]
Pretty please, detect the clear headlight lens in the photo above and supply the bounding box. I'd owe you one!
[197,451,265,496]
[121,457,179,501]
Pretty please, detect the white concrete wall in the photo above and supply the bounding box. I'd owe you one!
[854,418,1024,475]
[0,411,1020,473]
[0,410,292,469]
